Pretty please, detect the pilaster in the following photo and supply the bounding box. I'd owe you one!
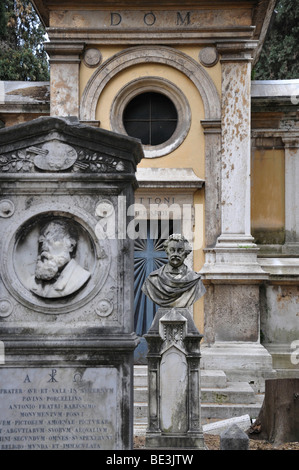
[282,136,299,253]
[44,41,85,118]
[202,41,267,280]
[200,42,273,385]
[217,41,257,247]
[201,119,221,248]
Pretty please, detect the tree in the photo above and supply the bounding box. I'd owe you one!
[0,0,49,81]
[254,0,299,79]
[0,2,7,39]
[248,379,299,446]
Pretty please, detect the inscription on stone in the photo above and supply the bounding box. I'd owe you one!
[52,9,251,31]
[0,367,118,450]
[110,11,191,27]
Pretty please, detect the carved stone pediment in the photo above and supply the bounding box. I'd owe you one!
[0,116,143,175]
[0,116,144,320]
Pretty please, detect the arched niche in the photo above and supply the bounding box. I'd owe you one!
[80,45,221,122]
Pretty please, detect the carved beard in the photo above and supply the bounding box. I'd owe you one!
[35,251,71,281]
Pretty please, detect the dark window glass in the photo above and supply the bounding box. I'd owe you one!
[123,92,178,145]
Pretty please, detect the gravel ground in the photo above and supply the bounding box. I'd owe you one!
[134,434,299,450]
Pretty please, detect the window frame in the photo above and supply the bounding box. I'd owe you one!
[110,77,191,159]
[123,91,178,147]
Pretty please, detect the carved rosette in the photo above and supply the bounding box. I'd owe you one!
[0,200,15,218]
[0,298,14,318]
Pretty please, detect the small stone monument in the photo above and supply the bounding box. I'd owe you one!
[0,116,143,450]
[220,424,250,450]
[143,234,206,449]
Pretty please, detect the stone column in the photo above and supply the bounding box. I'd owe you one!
[282,136,299,253]
[202,42,267,278]
[217,41,256,248]
[201,119,221,248]
[200,42,274,390]
[202,41,268,277]
[45,41,85,118]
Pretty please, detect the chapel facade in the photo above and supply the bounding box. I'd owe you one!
[0,0,298,388]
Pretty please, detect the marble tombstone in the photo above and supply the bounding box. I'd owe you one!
[0,116,143,450]
[143,234,206,449]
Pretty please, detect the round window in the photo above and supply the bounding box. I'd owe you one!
[123,92,178,146]
[110,77,191,158]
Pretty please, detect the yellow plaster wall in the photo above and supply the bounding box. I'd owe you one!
[79,45,220,332]
[251,148,285,244]
[79,45,222,181]
[175,46,222,97]
[96,62,205,176]
[79,46,127,99]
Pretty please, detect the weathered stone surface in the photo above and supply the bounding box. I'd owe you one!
[201,342,275,393]
[203,414,251,435]
[0,116,144,450]
[143,235,205,449]
[83,48,102,68]
[220,423,249,450]
[145,307,205,449]
[0,367,119,450]
[142,234,206,308]
[207,284,260,342]
[199,47,219,67]
[0,116,141,175]
[29,219,91,299]
[49,8,252,31]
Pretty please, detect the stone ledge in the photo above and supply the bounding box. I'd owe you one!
[136,167,204,189]
[200,342,275,392]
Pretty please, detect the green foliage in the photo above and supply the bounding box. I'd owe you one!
[0,0,49,81]
[0,1,7,39]
[0,0,298,82]
[254,0,299,79]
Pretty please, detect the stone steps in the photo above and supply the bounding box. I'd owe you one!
[134,381,256,404]
[133,365,263,435]
[134,365,228,388]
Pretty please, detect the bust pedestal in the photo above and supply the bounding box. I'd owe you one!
[145,307,205,449]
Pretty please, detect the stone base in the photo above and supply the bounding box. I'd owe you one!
[145,308,204,449]
[200,342,276,392]
[133,364,266,435]
[0,335,138,450]
[145,432,206,450]
[263,343,299,375]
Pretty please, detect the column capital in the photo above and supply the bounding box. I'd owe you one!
[44,41,85,64]
[201,119,221,134]
[281,135,299,148]
[216,40,259,62]
[46,41,85,117]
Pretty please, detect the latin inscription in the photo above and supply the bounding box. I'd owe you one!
[51,9,251,30]
[0,367,118,450]
[110,11,191,27]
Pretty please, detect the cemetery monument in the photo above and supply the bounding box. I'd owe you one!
[143,234,206,449]
[0,116,143,450]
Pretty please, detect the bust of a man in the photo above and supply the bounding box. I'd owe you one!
[30,220,91,299]
[142,234,206,308]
